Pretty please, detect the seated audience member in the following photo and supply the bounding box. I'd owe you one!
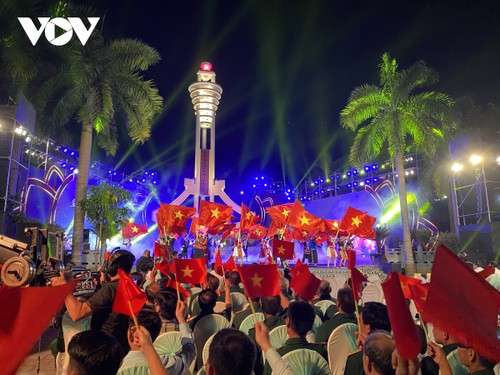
[205,328,257,375]
[189,273,220,316]
[254,322,294,375]
[421,326,462,375]
[345,302,391,375]
[218,271,244,301]
[362,331,396,375]
[280,276,293,301]
[292,291,324,320]
[429,341,496,375]
[136,250,154,273]
[67,330,124,375]
[248,295,285,340]
[315,280,336,302]
[315,287,357,343]
[262,301,328,375]
[232,297,261,329]
[189,279,231,331]
[120,301,195,375]
[155,289,179,333]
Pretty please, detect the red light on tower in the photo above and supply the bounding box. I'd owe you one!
[200,62,212,71]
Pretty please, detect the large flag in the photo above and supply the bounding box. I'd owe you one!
[154,242,169,259]
[157,203,196,235]
[339,207,376,239]
[423,244,500,362]
[238,264,280,297]
[247,224,268,240]
[322,219,342,235]
[0,282,76,375]
[347,249,356,270]
[208,223,235,236]
[198,201,233,228]
[113,269,147,316]
[224,255,238,272]
[122,221,148,239]
[272,239,295,260]
[287,201,323,234]
[240,203,259,232]
[382,272,422,359]
[266,203,294,226]
[155,259,170,277]
[291,227,308,242]
[408,283,429,314]
[398,274,423,299]
[171,258,207,284]
[351,266,368,302]
[289,263,321,301]
[214,250,224,276]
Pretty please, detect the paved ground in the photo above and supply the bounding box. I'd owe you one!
[15,327,58,375]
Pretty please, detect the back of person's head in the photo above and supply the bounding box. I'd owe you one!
[155,290,178,320]
[287,301,315,337]
[261,295,281,315]
[459,345,496,370]
[199,289,217,311]
[130,309,162,342]
[206,274,220,291]
[337,287,355,314]
[143,250,150,257]
[228,271,241,286]
[363,331,395,375]
[207,328,256,375]
[68,331,123,375]
[145,282,161,304]
[318,280,331,297]
[361,302,391,332]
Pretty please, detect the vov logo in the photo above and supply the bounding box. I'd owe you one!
[18,17,100,46]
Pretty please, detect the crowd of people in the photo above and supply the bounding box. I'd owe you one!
[44,247,499,375]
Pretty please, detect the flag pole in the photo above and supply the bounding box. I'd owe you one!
[416,309,429,342]
[173,264,181,301]
[349,267,362,331]
[128,300,140,330]
[247,296,258,321]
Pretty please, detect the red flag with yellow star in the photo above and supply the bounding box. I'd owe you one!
[171,258,207,284]
[248,224,268,240]
[408,283,429,314]
[238,264,280,297]
[122,221,148,239]
[398,274,423,299]
[339,207,376,239]
[224,255,238,272]
[240,203,259,232]
[198,201,233,228]
[157,203,196,235]
[272,239,294,260]
[287,201,323,234]
[113,269,147,316]
[289,263,321,301]
[266,203,294,226]
[322,219,342,235]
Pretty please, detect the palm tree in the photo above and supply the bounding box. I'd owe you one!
[340,52,456,275]
[34,34,162,264]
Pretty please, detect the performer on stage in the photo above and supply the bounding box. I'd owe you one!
[193,231,208,259]
[301,239,311,264]
[339,236,348,267]
[327,235,338,268]
[179,237,188,259]
[309,237,318,266]
[233,234,245,266]
[259,237,270,260]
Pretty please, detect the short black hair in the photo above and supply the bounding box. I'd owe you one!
[261,295,281,315]
[198,289,217,312]
[129,309,162,342]
[155,290,178,320]
[337,288,355,314]
[361,302,391,332]
[68,331,123,375]
[206,273,220,291]
[363,331,395,375]
[287,301,315,337]
[208,328,256,375]
[228,271,241,285]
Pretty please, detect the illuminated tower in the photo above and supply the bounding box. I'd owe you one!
[171,62,240,213]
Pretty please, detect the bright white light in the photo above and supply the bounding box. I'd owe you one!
[469,154,482,165]
[15,127,23,134]
[25,136,31,143]
[451,163,463,173]
[73,169,79,174]
[496,156,500,165]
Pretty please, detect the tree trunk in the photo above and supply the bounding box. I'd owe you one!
[72,123,93,265]
[395,151,416,275]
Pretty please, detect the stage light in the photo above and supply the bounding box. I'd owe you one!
[261,176,264,180]
[342,174,346,179]
[287,196,291,201]
[353,182,358,186]
[451,163,463,173]
[469,154,482,165]
[142,179,146,182]
[129,179,133,182]
[252,184,256,188]
[360,170,365,176]
[255,177,258,180]
[364,166,370,171]
[497,156,500,165]
[74,169,78,174]
[240,190,244,195]
[30,151,35,156]
[360,182,365,186]
[113,172,117,176]
[70,151,75,156]
[108,170,112,174]
[62,163,67,168]
[200,62,212,71]
[373,177,378,182]
[145,171,148,175]
[353,169,358,175]
[326,178,330,183]
[320,179,324,183]
[315,191,318,194]
[63,148,68,153]
[365,179,370,184]
[69,166,74,171]
[347,172,351,177]
[287,189,291,193]
[321,189,325,193]
[264,183,267,187]
[153,181,157,184]
[347,183,352,188]
[372,164,378,169]
[25,136,31,143]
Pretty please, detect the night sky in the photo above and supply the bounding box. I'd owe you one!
[28,1,500,197]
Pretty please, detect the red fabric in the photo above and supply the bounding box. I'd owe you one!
[247,224,268,240]
[423,244,500,362]
[189,217,199,234]
[156,259,170,277]
[350,266,367,301]
[290,264,321,301]
[315,233,328,246]
[408,283,429,314]
[272,239,295,260]
[157,204,196,236]
[347,249,356,270]
[339,207,376,239]
[478,265,496,279]
[238,264,280,297]
[0,282,76,375]
[267,254,274,264]
[208,223,235,236]
[171,258,207,284]
[322,219,341,234]
[214,250,223,276]
[287,201,323,234]
[224,256,238,272]
[381,272,422,359]
[291,227,308,242]
[113,269,146,316]
[240,203,259,232]
[165,278,190,299]
[154,242,169,258]
[198,201,233,228]
[122,221,148,239]
[399,274,423,299]
[265,203,294,227]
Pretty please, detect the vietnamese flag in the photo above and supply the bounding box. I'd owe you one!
[157,203,196,235]
[351,266,367,302]
[214,250,224,276]
[423,244,500,362]
[339,207,376,239]
[198,201,233,228]
[156,259,170,277]
[287,201,323,234]
[0,282,76,375]
[398,274,423,299]
[238,264,280,298]
[241,203,259,232]
[408,283,429,314]
[347,249,356,270]
[113,269,147,316]
[165,278,190,300]
[122,221,149,239]
[272,239,294,260]
[266,203,294,226]
[171,258,207,284]
[382,272,422,359]
[322,219,341,234]
[289,264,321,301]
[154,242,169,259]
[248,224,268,240]
[224,255,238,272]
[291,227,308,242]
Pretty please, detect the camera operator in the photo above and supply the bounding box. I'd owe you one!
[51,249,135,356]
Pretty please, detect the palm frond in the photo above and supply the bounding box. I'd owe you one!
[107,39,161,72]
[378,52,398,92]
[340,87,387,130]
[348,116,389,166]
[396,61,439,101]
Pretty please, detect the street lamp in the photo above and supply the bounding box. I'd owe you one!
[469,154,482,166]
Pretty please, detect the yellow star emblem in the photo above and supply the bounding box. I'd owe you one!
[277,245,286,255]
[282,208,290,218]
[132,226,138,233]
[299,215,310,226]
[295,270,301,276]
[211,207,220,218]
[255,229,261,236]
[174,210,184,220]
[352,216,362,227]
[246,212,253,220]
[251,273,263,287]
[302,231,308,237]
[181,266,194,278]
